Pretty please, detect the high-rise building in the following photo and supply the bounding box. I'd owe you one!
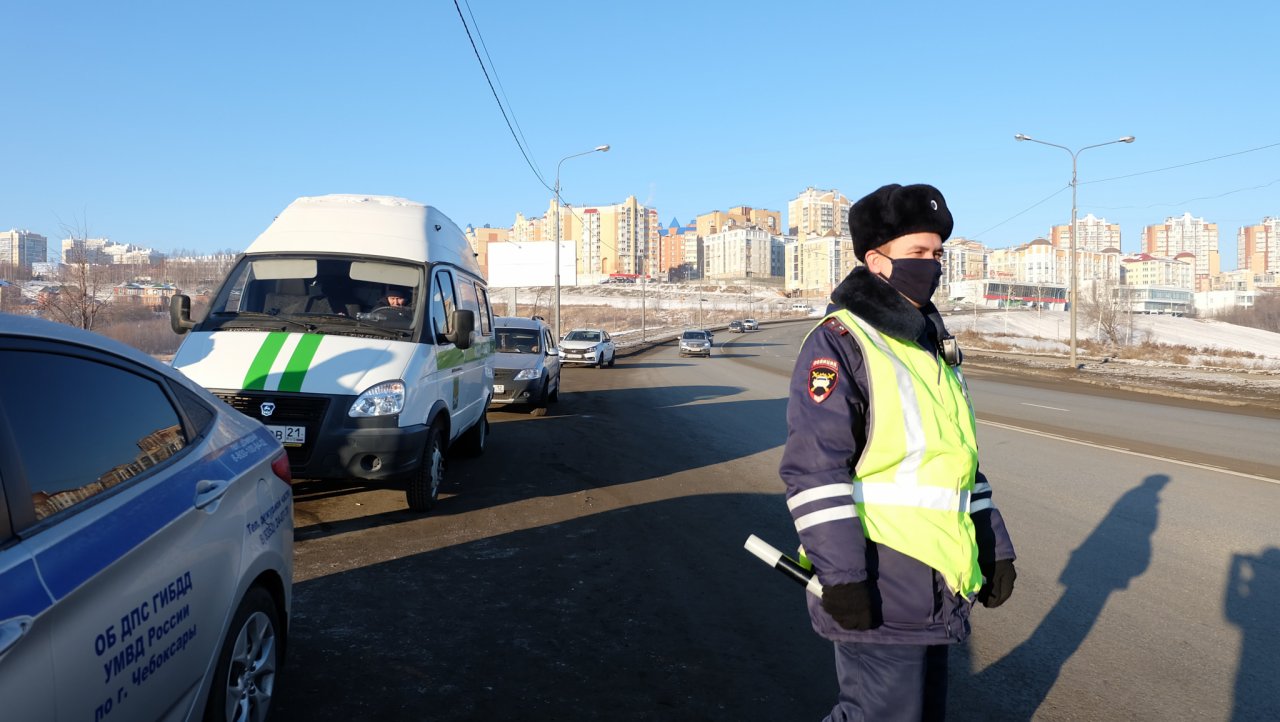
[1237,217,1280,275]
[695,206,782,239]
[516,195,659,283]
[702,227,783,280]
[788,188,851,239]
[1049,213,1122,253]
[657,218,698,281]
[1143,213,1219,289]
[0,229,48,270]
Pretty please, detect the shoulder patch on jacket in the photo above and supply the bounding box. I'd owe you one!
[809,357,839,403]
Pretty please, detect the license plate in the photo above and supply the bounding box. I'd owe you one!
[493,384,505,393]
[267,425,306,446]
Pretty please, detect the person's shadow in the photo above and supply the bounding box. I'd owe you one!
[956,473,1171,717]
[1225,546,1280,720]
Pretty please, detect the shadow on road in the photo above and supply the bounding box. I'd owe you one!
[292,384,789,539]
[1225,546,1280,721]
[275,494,832,721]
[951,473,1171,718]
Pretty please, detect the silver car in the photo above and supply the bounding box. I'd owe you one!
[559,328,616,368]
[0,315,293,722]
[679,329,713,357]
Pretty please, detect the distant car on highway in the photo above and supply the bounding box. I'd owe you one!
[679,329,713,357]
[560,328,616,368]
[729,320,744,333]
[743,318,759,331]
[0,315,293,722]
[492,316,560,415]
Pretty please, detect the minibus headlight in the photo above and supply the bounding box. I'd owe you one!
[349,380,406,417]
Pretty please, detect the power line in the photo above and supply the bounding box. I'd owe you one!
[461,0,545,184]
[451,0,550,191]
[970,184,1070,241]
[1092,177,1280,211]
[1081,141,1280,185]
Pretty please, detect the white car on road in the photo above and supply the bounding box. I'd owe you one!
[0,315,293,722]
[559,329,616,368]
[743,318,759,331]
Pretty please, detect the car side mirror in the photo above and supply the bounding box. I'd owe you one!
[170,294,195,334]
[446,309,475,349]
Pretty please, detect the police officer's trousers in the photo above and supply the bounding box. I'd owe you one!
[824,642,948,722]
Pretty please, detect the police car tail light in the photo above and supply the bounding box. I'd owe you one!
[271,451,293,484]
[513,368,542,381]
[349,380,406,417]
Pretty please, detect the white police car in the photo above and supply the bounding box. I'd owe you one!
[0,315,293,721]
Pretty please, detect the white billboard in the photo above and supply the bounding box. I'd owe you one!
[488,241,577,287]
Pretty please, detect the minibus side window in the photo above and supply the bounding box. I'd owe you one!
[431,270,456,344]
[476,285,493,336]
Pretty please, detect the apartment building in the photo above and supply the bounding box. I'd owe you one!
[1119,253,1195,289]
[657,218,699,281]
[788,188,851,239]
[988,240,1121,286]
[513,195,659,283]
[465,225,511,278]
[1143,213,1220,287]
[942,237,987,284]
[784,233,855,297]
[702,226,783,280]
[1049,213,1122,253]
[695,206,782,239]
[0,230,48,270]
[1237,217,1280,275]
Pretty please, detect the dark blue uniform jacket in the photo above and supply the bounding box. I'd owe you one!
[780,268,1016,645]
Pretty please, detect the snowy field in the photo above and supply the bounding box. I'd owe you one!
[943,307,1280,368]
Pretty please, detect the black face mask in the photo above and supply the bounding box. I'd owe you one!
[877,257,942,306]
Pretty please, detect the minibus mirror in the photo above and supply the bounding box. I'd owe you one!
[447,310,475,350]
[170,294,195,335]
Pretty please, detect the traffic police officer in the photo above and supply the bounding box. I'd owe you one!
[780,183,1018,721]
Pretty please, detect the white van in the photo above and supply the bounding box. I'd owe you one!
[169,194,494,511]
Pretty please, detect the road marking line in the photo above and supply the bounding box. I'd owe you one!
[977,419,1280,485]
[1021,402,1069,411]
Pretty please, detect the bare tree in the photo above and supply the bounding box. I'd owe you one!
[1080,278,1133,348]
[38,219,109,330]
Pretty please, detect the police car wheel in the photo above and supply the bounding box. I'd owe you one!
[205,586,281,722]
[407,423,446,512]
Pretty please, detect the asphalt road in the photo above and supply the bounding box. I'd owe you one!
[275,322,1280,721]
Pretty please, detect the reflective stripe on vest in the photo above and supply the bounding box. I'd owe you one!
[831,309,984,597]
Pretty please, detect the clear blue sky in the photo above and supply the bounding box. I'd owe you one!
[4,1,1277,269]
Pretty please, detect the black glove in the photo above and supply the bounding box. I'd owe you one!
[821,581,875,630]
[978,559,1017,608]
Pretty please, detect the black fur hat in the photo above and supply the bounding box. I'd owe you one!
[849,184,953,261]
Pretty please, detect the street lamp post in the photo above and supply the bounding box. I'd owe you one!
[1015,133,1134,368]
[554,144,610,339]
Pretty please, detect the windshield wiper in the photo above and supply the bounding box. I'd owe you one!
[211,311,315,332]
[310,314,411,339]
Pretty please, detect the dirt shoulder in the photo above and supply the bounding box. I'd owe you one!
[963,348,1280,414]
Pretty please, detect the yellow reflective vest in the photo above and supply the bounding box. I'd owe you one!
[826,308,983,597]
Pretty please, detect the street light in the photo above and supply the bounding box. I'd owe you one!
[554,144,610,339]
[1015,133,1134,368]
[698,297,707,329]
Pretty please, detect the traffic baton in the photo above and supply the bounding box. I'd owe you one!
[744,534,823,598]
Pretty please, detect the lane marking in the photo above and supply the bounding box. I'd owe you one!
[977,418,1280,485]
[1021,402,1069,412]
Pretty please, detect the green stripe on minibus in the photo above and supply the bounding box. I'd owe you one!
[278,334,323,392]
[243,332,288,390]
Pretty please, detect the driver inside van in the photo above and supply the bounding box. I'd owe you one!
[379,286,412,308]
